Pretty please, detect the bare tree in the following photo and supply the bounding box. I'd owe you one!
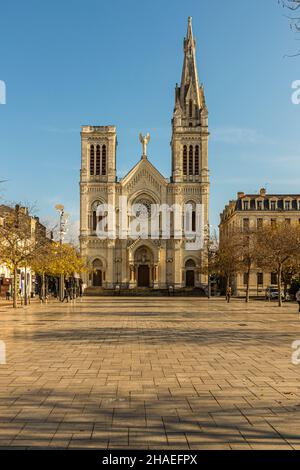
[256,222,300,306]
[212,231,242,300]
[280,0,300,56]
[238,229,260,303]
[282,259,300,297]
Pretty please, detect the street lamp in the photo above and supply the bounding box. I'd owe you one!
[205,224,212,299]
[55,204,69,301]
[115,257,121,285]
[114,258,122,295]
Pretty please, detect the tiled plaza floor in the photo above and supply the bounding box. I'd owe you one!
[0,297,300,449]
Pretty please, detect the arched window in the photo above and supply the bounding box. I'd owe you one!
[90,145,95,175]
[91,200,106,234]
[195,145,199,175]
[189,145,193,175]
[192,210,196,232]
[102,145,107,175]
[92,211,97,231]
[185,259,196,268]
[96,145,101,175]
[183,145,187,176]
[186,201,196,232]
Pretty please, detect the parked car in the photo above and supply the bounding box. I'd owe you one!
[265,287,289,301]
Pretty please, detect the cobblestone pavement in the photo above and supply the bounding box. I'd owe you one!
[0,297,300,449]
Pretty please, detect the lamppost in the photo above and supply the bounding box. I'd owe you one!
[115,258,122,292]
[205,224,212,299]
[167,258,174,295]
[54,204,69,301]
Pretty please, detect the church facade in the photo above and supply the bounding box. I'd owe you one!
[79,18,210,291]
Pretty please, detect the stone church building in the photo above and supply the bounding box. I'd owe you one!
[80,18,210,291]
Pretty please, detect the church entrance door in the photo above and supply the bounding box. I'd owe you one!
[186,270,195,288]
[138,265,150,288]
[93,270,102,287]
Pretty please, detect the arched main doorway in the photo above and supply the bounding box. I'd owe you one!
[185,259,196,287]
[92,259,103,287]
[134,246,153,288]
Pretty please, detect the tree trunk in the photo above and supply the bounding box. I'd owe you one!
[246,263,251,303]
[13,266,18,308]
[226,275,230,302]
[278,264,282,307]
[41,273,45,302]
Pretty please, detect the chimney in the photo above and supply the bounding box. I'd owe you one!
[237,192,245,199]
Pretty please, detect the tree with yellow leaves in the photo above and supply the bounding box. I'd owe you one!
[46,242,86,278]
[0,204,49,308]
[31,242,87,301]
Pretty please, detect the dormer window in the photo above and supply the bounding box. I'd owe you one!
[257,200,263,211]
[270,200,276,211]
[243,201,249,211]
[285,200,291,211]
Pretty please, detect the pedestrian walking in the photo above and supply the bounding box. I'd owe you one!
[226,286,232,303]
[62,280,70,303]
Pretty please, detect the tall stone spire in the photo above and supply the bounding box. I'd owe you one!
[179,16,201,110]
[171,17,209,184]
[173,16,207,129]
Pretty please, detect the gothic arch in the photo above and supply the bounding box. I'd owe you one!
[128,189,160,206]
[89,200,106,232]
[183,255,200,267]
[128,239,160,264]
[90,255,107,270]
[184,257,199,288]
[91,199,105,211]
[91,258,105,287]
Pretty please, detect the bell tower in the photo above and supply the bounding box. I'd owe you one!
[80,125,117,184]
[171,17,209,184]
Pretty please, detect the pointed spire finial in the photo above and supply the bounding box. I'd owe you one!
[187,16,193,36]
[184,16,195,52]
[175,17,202,115]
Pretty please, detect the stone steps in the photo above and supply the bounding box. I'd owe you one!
[84,287,207,297]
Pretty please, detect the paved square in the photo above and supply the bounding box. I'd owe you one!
[0,297,300,449]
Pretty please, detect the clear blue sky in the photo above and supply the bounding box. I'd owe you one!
[0,0,299,236]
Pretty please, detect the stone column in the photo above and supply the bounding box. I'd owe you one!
[129,264,136,289]
[174,240,183,289]
[105,185,116,288]
[153,264,159,289]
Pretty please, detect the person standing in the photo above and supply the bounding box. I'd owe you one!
[296,289,300,313]
[62,280,69,303]
[79,278,83,298]
[226,286,232,303]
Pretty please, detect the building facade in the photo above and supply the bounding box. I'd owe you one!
[80,18,210,291]
[0,204,47,298]
[219,188,300,296]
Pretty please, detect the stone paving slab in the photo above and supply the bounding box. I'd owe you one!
[0,297,300,449]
